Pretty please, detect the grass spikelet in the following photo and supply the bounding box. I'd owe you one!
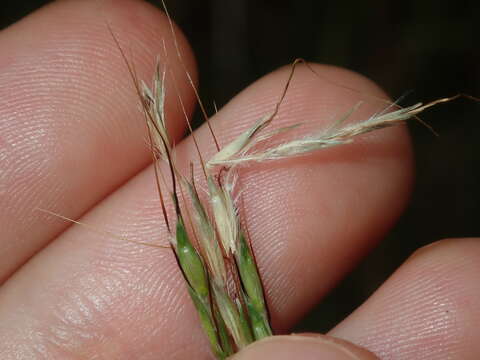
[212,282,253,349]
[175,216,209,299]
[184,177,227,286]
[187,285,226,359]
[207,174,240,256]
[174,199,230,357]
[142,61,171,160]
[207,96,462,167]
[236,232,272,339]
[206,113,273,169]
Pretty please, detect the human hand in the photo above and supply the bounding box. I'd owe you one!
[1,1,478,359]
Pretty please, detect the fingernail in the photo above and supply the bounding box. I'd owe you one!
[229,335,378,360]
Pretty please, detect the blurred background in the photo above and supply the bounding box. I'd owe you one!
[2,0,479,333]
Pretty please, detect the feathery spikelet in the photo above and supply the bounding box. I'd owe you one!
[205,99,455,167]
[207,174,240,256]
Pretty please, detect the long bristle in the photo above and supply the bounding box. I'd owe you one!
[160,0,221,152]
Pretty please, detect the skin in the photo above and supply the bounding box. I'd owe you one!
[0,1,478,359]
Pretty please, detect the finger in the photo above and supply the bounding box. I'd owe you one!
[0,64,412,358]
[330,238,480,360]
[0,0,196,282]
[231,335,379,360]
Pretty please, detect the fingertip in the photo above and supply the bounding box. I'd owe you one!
[406,237,480,264]
[331,237,480,359]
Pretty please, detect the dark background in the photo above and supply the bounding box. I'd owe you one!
[2,0,479,333]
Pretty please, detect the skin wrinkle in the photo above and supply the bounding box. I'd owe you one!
[3,209,178,357]
[29,246,178,358]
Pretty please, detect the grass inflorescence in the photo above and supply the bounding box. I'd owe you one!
[134,54,460,358]
[111,5,471,358]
